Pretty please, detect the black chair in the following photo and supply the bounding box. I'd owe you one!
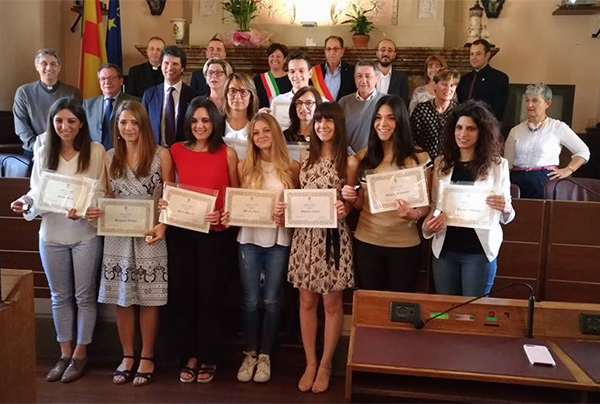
[543,178,600,202]
[510,183,521,199]
[0,153,31,177]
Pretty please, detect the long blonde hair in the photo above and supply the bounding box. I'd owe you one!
[240,113,294,189]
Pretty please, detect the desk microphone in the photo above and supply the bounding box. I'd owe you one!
[414,282,536,338]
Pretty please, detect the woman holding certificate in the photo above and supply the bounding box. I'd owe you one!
[287,102,358,393]
[422,100,515,297]
[167,97,239,384]
[93,101,174,386]
[10,98,106,383]
[341,95,431,292]
[222,113,300,383]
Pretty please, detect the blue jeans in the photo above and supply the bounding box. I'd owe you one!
[238,243,290,355]
[510,170,550,199]
[433,251,497,297]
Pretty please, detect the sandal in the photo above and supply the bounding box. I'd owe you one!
[179,366,198,383]
[133,357,155,387]
[113,355,135,385]
[197,364,216,384]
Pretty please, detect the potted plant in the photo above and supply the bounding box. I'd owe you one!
[342,3,375,48]
[222,0,262,32]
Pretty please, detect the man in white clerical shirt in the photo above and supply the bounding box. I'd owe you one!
[375,39,409,106]
[339,60,385,153]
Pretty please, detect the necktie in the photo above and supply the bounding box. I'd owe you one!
[467,71,478,100]
[164,86,176,146]
[102,98,114,150]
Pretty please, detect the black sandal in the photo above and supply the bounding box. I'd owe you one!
[197,364,216,384]
[113,355,135,385]
[179,366,198,383]
[133,357,155,387]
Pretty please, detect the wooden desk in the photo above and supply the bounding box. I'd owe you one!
[0,269,36,403]
[346,291,600,403]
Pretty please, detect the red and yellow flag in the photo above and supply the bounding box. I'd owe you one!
[79,0,107,98]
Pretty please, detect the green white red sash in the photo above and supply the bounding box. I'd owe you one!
[260,71,281,103]
[310,64,335,102]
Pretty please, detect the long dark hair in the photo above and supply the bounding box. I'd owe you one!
[45,97,91,173]
[359,95,418,179]
[439,100,501,180]
[307,102,348,179]
[183,97,225,153]
[283,86,323,142]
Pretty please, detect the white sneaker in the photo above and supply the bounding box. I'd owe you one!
[253,354,271,383]
[237,352,257,382]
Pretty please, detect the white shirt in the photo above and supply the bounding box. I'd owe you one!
[376,68,392,95]
[270,91,295,130]
[504,118,590,168]
[356,89,378,101]
[26,140,107,244]
[224,120,250,142]
[160,80,183,146]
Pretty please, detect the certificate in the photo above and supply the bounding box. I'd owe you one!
[97,198,154,237]
[159,184,217,233]
[440,184,500,230]
[271,98,291,130]
[224,188,278,228]
[287,142,309,162]
[34,171,97,215]
[366,167,429,214]
[284,189,337,228]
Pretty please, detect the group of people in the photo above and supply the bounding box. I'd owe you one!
[9,34,590,392]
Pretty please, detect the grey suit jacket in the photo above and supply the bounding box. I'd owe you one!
[83,92,138,147]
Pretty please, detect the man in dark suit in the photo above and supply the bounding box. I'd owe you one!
[84,63,137,150]
[310,35,356,102]
[457,38,509,122]
[190,38,227,96]
[126,37,165,98]
[142,46,199,146]
[375,39,409,106]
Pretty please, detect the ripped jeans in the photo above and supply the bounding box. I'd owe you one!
[238,243,290,355]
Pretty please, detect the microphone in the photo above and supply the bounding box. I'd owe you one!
[551,177,600,201]
[415,282,536,338]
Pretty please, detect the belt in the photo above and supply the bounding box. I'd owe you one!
[511,165,558,172]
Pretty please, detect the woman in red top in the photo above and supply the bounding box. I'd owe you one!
[165,97,239,383]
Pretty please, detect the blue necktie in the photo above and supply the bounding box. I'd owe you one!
[102,98,114,150]
[164,87,176,146]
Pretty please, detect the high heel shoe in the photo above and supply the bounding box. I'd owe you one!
[133,357,154,387]
[113,355,135,385]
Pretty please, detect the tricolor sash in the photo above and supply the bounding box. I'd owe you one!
[310,65,335,102]
[260,71,281,103]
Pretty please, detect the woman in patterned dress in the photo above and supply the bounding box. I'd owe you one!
[93,100,174,386]
[287,102,358,393]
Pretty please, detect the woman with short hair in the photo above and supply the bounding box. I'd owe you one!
[409,54,448,114]
[504,83,590,199]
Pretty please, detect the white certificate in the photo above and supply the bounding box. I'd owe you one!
[97,198,155,237]
[223,137,248,160]
[440,184,500,230]
[287,142,309,162]
[159,184,217,233]
[284,189,337,228]
[366,167,429,214]
[224,188,278,228]
[34,171,98,215]
[271,98,291,130]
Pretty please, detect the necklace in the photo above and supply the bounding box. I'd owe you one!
[527,117,547,132]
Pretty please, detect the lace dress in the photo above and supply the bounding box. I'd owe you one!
[98,148,168,307]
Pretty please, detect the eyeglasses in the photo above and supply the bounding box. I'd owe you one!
[295,100,316,109]
[325,47,342,53]
[206,70,225,78]
[99,76,120,82]
[227,88,250,98]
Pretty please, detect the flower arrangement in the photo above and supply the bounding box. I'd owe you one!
[341,3,375,35]
[229,28,271,46]
[222,0,263,32]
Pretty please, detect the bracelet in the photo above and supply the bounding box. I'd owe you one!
[566,165,576,173]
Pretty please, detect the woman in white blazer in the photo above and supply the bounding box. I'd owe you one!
[422,100,515,296]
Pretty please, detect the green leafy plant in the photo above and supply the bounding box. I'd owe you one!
[341,3,375,35]
[222,0,263,31]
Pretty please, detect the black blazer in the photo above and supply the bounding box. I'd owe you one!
[190,70,210,96]
[126,62,164,98]
[386,69,409,107]
[141,83,200,145]
[318,62,357,101]
[456,64,509,121]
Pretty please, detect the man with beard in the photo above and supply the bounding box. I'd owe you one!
[375,39,409,106]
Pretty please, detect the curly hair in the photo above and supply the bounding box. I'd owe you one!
[439,100,501,180]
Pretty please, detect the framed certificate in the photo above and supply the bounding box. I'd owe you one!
[284,189,337,228]
[159,184,217,233]
[366,167,429,214]
[97,198,155,237]
[34,171,98,215]
[224,188,278,228]
[440,184,500,230]
[287,142,309,162]
[271,99,291,130]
